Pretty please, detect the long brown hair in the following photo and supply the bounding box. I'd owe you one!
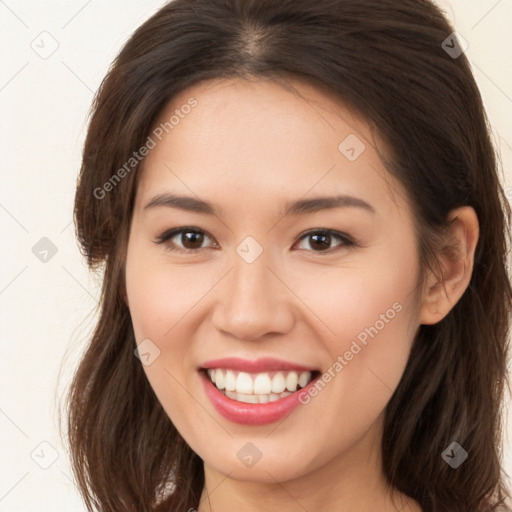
[64,0,512,510]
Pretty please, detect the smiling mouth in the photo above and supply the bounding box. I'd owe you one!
[201,368,320,404]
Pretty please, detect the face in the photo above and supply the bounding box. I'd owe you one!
[125,77,424,484]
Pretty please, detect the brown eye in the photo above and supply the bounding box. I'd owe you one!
[295,230,354,253]
[180,230,205,249]
[308,233,333,251]
[155,227,216,253]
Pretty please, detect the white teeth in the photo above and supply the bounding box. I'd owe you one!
[258,394,269,403]
[253,373,272,394]
[271,372,286,393]
[206,368,316,401]
[235,372,253,394]
[235,392,259,404]
[215,370,225,390]
[299,371,312,388]
[225,391,292,403]
[285,371,299,392]
[225,370,236,391]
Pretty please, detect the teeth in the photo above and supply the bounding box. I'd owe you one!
[206,368,315,400]
[225,370,236,391]
[221,390,292,404]
[253,373,272,394]
[258,394,269,403]
[271,372,286,393]
[215,370,225,390]
[234,392,259,404]
[234,391,292,403]
[299,371,311,388]
[235,372,253,394]
[285,371,298,392]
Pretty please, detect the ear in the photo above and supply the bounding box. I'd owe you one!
[418,206,479,325]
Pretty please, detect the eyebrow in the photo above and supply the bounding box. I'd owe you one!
[144,194,217,215]
[143,193,376,216]
[283,195,375,216]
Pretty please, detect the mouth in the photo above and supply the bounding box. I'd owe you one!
[198,357,321,425]
[201,368,319,404]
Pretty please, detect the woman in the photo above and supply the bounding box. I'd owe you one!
[65,0,512,510]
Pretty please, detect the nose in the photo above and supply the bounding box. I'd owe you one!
[211,253,296,341]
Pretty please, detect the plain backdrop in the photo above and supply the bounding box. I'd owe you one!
[1,0,511,510]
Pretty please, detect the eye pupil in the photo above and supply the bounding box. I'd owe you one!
[310,233,331,250]
[182,231,204,249]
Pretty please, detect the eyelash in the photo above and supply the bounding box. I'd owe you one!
[154,226,357,254]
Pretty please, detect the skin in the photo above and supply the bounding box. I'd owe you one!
[124,76,479,512]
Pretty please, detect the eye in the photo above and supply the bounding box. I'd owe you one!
[154,227,217,253]
[293,229,355,253]
[154,227,355,254]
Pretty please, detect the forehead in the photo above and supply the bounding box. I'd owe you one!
[135,77,407,219]
[155,75,374,152]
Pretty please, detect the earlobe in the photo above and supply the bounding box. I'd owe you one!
[418,206,479,325]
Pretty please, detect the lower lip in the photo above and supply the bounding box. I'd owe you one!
[200,371,318,426]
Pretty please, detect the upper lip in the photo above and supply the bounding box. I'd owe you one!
[200,357,318,373]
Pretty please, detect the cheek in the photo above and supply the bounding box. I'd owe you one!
[292,243,419,349]
[125,244,215,439]
[125,242,200,388]
[125,244,213,342]
[292,242,421,412]
[325,272,417,361]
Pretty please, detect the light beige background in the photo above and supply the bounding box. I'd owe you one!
[0,0,511,509]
